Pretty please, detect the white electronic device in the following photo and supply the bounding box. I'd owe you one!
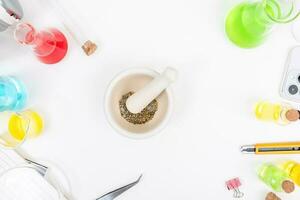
[280,46,300,102]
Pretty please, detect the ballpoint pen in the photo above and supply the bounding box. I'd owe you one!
[241,142,300,154]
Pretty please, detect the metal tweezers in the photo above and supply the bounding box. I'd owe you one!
[20,151,142,200]
[27,159,143,200]
[96,175,142,200]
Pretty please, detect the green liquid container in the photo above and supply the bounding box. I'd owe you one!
[258,163,289,191]
[225,0,300,48]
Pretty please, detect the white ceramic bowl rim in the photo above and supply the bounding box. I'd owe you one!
[104,67,174,139]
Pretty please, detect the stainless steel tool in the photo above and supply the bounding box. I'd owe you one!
[96,175,142,200]
[16,150,142,200]
[0,0,23,31]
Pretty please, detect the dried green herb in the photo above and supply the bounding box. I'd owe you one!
[119,92,158,124]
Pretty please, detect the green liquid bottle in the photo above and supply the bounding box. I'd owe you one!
[225,0,300,48]
[258,163,295,193]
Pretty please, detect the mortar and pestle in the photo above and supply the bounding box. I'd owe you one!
[104,67,177,139]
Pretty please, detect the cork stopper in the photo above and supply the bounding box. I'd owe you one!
[285,109,300,122]
[82,40,97,56]
[282,180,295,193]
[265,192,281,200]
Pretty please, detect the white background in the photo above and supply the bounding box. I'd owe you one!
[1,0,300,199]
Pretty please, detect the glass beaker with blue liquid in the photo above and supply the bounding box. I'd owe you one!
[0,76,27,112]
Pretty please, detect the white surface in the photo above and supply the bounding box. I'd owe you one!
[1,0,300,199]
[0,149,24,171]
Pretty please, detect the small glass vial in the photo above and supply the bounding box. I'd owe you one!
[254,101,292,124]
[280,161,300,186]
[0,76,27,112]
[14,23,68,64]
[258,163,295,193]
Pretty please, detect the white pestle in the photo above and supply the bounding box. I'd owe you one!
[126,67,178,114]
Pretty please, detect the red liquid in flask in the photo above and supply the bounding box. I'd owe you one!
[15,23,68,64]
[35,29,68,64]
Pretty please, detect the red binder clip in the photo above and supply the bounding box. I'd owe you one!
[225,178,244,198]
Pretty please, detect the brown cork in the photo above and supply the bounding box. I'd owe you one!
[82,40,97,56]
[265,192,281,200]
[285,109,300,122]
[282,180,295,193]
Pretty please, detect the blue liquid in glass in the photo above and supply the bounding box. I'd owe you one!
[0,77,27,112]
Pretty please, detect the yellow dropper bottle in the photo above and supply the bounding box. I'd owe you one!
[281,161,300,186]
[254,101,291,124]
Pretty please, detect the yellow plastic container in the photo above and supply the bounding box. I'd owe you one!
[254,101,291,124]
